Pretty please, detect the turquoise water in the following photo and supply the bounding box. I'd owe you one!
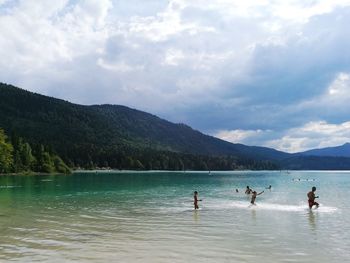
[0,171,349,262]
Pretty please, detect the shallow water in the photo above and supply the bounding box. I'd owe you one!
[0,171,349,262]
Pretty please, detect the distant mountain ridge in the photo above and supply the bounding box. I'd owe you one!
[299,143,350,158]
[2,82,350,170]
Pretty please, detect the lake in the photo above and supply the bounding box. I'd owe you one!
[0,171,349,262]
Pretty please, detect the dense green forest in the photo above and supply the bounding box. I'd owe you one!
[0,128,70,174]
[0,82,282,171]
[69,145,279,171]
[2,82,350,171]
[0,127,278,172]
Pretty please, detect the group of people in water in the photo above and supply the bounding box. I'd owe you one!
[193,186,319,210]
[244,186,265,205]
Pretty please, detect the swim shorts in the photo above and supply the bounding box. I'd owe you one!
[308,200,319,208]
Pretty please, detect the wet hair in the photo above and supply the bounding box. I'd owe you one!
[312,186,316,191]
[246,186,250,188]
[194,191,198,195]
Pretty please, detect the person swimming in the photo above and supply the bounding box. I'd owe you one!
[194,191,202,210]
[307,186,319,209]
[236,189,239,193]
[245,186,252,194]
[250,190,264,205]
[266,185,272,190]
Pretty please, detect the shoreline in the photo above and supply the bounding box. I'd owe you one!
[2,169,350,176]
[0,172,70,176]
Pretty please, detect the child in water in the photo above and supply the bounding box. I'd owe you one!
[194,191,202,210]
[250,190,264,205]
[307,186,319,209]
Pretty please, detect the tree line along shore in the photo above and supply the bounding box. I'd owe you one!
[0,128,70,174]
[0,127,279,174]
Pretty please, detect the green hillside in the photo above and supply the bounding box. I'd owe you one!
[0,83,282,170]
[3,82,350,171]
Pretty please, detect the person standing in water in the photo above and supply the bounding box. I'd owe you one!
[245,186,252,194]
[194,191,202,210]
[307,186,319,209]
[250,190,264,205]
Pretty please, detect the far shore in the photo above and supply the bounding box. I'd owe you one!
[2,169,350,176]
[0,169,264,176]
[0,172,70,176]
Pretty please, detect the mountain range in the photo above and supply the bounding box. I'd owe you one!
[300,143,350,158]
[1,82,350,170]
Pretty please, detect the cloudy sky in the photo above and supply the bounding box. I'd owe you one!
[1,0,350,153]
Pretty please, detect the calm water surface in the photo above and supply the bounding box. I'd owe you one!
[0,171,349,262]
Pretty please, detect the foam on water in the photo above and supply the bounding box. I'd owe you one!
[158,199,338,214]
[226,201,338,213]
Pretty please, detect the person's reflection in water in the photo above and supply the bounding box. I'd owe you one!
[251,209,257,222]
[308,210,317,232]
[193,210,199,223]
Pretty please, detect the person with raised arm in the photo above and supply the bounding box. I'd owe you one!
[250,190,264,205]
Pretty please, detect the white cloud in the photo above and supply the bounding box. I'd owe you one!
[305,72,350,104]
[163,48,185,66]
[3,0,345,102]
[97,58,144,72]
[216,129,263,142]
[0,0,9,6]
[216,79,350,153]
[326,72,350,99]
[282,72,350,122]
[123,0,214,42]
[269,0,350,23]
[177,0,350,26]
[1,0,350,150]
[215,129,273,146]
[215,120,350,153]
[0,0,112,68]
[265,121,350,153]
